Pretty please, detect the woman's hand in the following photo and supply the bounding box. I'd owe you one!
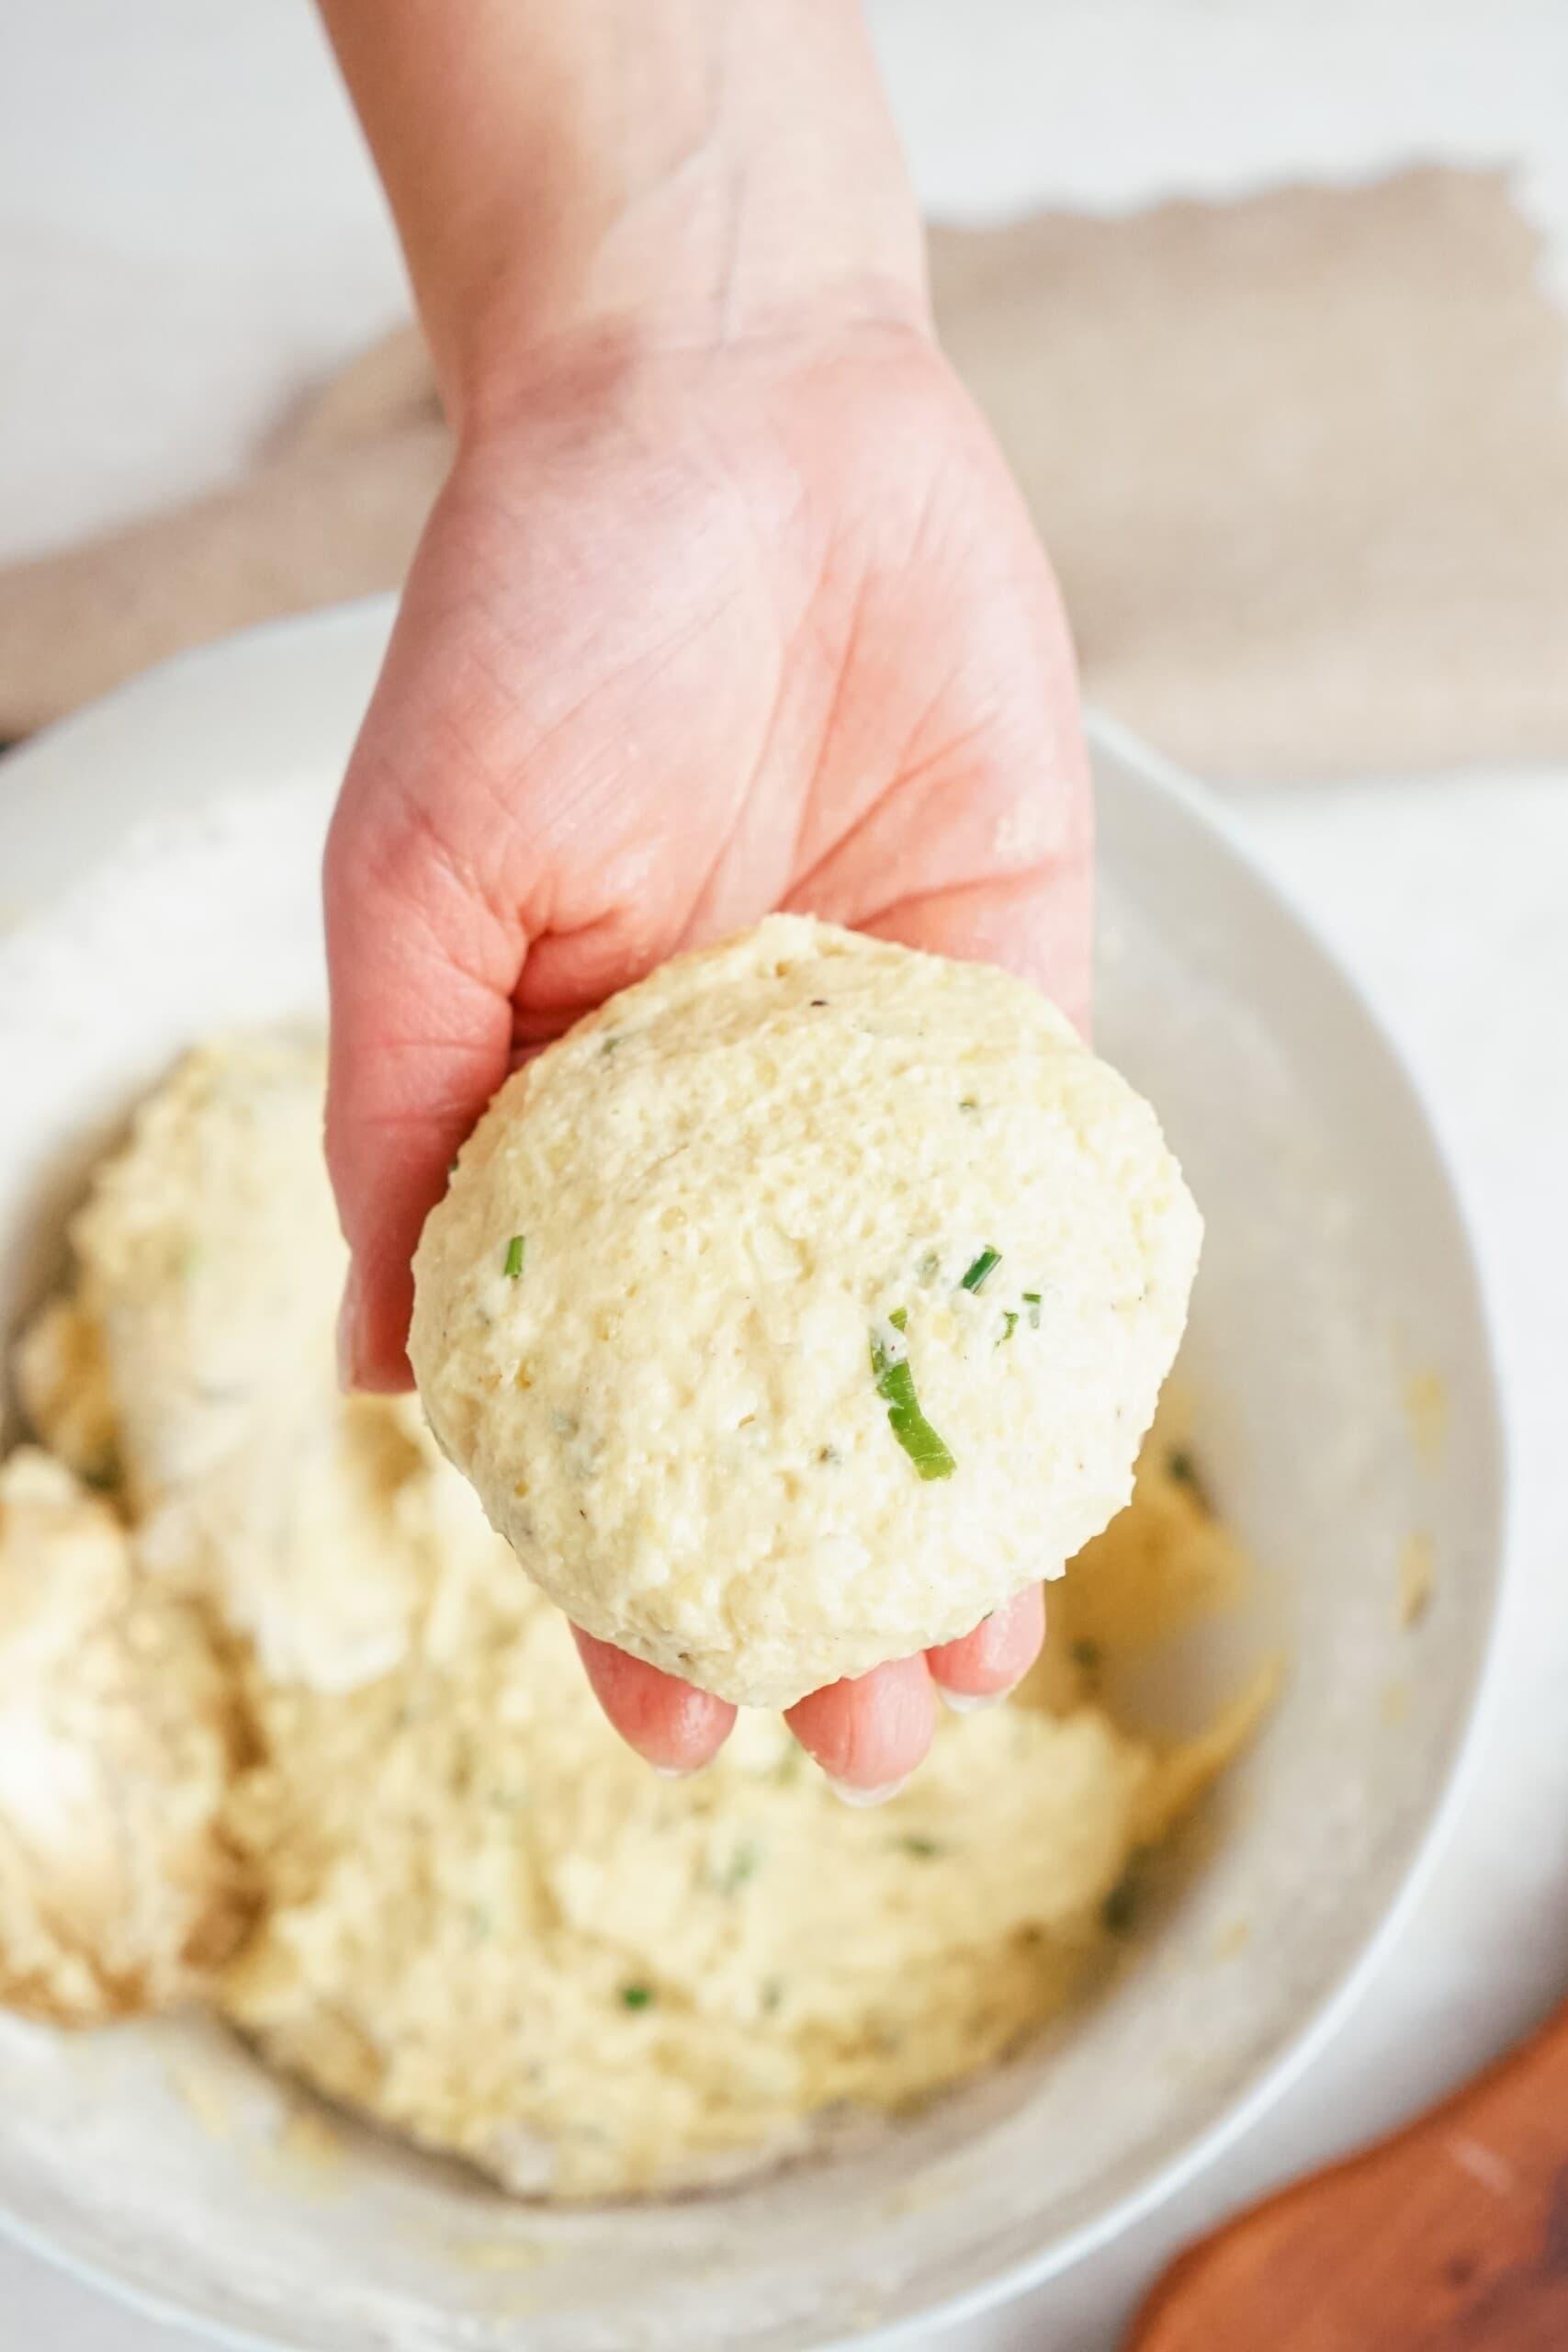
[317,0,1089,1794]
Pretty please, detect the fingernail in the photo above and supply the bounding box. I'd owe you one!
[335,1265,364,1394]
[937,1684,1013,1714]
[649,1760,700,1780]
[825,1775,908,1808]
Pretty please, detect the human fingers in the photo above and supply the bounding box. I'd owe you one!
[861,842,1093,1042]
[784,1652,937,1801]
[571,1629,737,1773]
[924,1584,1044,1709]
[323,703,524,1393]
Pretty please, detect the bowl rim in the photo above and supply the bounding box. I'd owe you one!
[0,604,1513,2352]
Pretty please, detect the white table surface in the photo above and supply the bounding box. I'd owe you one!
[3,6,1566,2346]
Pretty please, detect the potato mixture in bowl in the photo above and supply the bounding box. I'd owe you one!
[0,1035,1264,2199]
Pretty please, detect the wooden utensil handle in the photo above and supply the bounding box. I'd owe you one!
[1128,1996,1568,2350]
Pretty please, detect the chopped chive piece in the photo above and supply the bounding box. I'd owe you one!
[1071,1637,1102,1672]
[502,1235,525,1280]
[620,1983,654,2010]
[715,1840,761,1894]
[917,1250,941,1284]
[1022,1290,1042,1329]
[600,1033,621,1056]
[960,1247,1000,1294]
[899,1834,943,1859]
[889,1306,908,1332]
[869,1323,955,1482]
[998,1310,1019,1345]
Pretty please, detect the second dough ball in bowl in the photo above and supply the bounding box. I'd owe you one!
[411,917,1201,1707]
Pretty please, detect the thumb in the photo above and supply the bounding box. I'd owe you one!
[861,848,1093,1041]
[322,760,523,1391]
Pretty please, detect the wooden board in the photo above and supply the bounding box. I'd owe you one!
[1129,1998,1568,2349]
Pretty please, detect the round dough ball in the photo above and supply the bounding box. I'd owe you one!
[411,918,1201,1708]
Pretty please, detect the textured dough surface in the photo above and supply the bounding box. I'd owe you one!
[45,1037,422,1691]
[0,1448,246,2023]
[412,918,1202,1706]
[1,1035,1255,2199]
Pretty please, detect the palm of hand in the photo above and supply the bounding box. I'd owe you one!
[325,316,1090,1786]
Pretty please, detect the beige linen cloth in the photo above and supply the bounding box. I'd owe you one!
[2,168,1565,781]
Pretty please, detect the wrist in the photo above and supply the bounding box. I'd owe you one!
[455,261,930,448]
[438,2,930,430]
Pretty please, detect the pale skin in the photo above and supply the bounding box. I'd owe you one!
[320,0,1091,1792]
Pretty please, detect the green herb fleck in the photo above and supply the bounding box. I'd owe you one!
[600,1033,622,1056]
[502,1234,525,1280]
[1023,1290,1043,1329]
[1167,1448,1199,1489]
[817,1444,841,1465]
[869,1322,955,1482]
[998,1310,1019,1345]
[1071,1637,1102,1673]
[1102,1850,1151,1938]
[899,1834,943,1860]
[917,1250,941,1285]
[960,1247,1000,1294]
[889,1306,908,1333]
[715,1840,761,1895]
[958,1097,980,1114]
[620,1983,655,2011]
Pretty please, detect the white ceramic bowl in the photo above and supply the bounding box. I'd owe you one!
[0,604,1506,2352]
